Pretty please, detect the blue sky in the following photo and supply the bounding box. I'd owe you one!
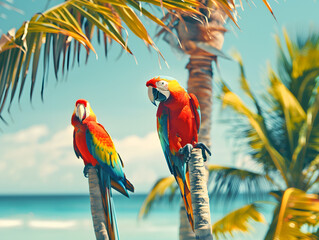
[0,0,318,194]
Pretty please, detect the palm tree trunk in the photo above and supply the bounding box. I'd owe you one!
[87,166,109,240]
[177,55,215,240]
[189,148,213,239]
[177,5,227,238]
[187,55,215,148]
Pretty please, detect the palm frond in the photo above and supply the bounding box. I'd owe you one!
[212,203,266,240]
[276,28,319,110]
[221,82,289,185]
[274,188,319,240]
[207,165,271,203]
[138,175,177,218]
[291,86,319,180]
[267,69,306,163]
[272,29,319,180]
[220,28,319,240]
[0,0,202,119]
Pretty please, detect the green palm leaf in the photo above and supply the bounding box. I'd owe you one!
[139,165,271,218]
[221,82,289,185]
[0,0,204,118]
[207,165,270,202]
[0,0,276,120]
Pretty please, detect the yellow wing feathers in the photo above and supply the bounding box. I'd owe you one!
[88,129,119,168]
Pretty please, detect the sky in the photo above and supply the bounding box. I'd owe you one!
[0,0,318,194]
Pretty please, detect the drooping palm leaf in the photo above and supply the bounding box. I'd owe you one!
[0,0,276,120]
[212,203,266,240]
[139,164,271,219]
[0,0,204,119]
[221,82,289,185]
[207,165,270,203]
[138,175,176,218]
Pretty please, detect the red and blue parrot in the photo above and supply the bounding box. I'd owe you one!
[71,99,134,240]
[146,76,211,230]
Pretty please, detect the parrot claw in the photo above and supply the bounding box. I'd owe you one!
[83,164,94,178]
[179,144,193,163]
[194,142,211,162]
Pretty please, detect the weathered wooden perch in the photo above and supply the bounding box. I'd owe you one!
[189,148,213,240]
[87,166,109,240]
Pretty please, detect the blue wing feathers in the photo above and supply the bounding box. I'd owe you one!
[157,106,174,174]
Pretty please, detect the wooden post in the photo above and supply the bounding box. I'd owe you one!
[87,166,109,240]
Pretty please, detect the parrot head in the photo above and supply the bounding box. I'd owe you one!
[146,76,180,106]
[73,99,96,123]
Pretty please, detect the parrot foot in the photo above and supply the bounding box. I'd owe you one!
[83,164,95,178]
[194,142,211,162]
[178,144,193,163]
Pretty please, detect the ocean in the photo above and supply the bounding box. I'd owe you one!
[0,194,273,240]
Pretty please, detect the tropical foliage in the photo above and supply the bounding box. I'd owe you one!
[0,0,276,121]
[0,0,201,117]
[139,29,319,239]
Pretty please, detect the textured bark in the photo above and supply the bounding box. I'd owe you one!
[175,6,227,240]
[187,55,214,149]
[87,167,109,240]
[189,148,213,240]
[178,55,214,240]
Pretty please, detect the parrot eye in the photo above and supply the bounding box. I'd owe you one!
[156,80,168,90]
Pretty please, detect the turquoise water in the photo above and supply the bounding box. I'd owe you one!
[0,194,273,240]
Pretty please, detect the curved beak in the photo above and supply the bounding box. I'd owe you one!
[148,86,157,106]
[76,104,86,121]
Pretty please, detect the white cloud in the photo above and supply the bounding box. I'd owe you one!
[114,131,171,193]
[0,125,84,193]
[0,125,170,194]
[2,125,48,143]
[114,132,161,162]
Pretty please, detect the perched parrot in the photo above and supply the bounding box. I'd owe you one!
[146,76,211,230]
[71,99,134,240]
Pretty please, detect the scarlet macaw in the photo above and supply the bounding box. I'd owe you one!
[146,76,211,230]
[71,99,134,240]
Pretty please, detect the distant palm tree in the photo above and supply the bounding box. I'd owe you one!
[139,29,319,239]
[218,29,319,239]
[140,0,275,239]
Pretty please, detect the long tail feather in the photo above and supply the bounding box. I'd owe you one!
[124,176,134,193]
[175,169,194,230]
[110,176,134,198]
[100,170,119,240]
[111,179,129,198]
